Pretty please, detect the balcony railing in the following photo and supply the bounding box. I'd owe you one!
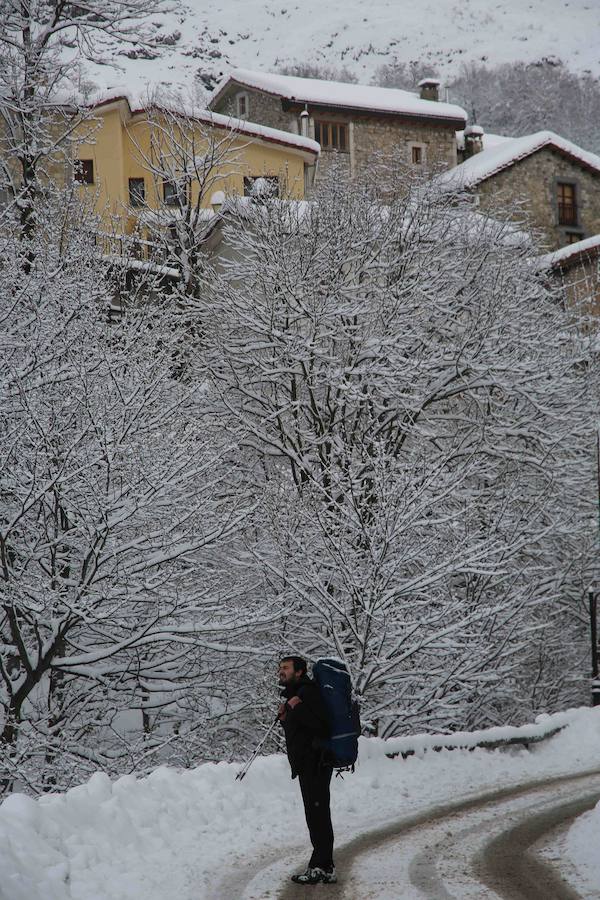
[558,202,578,226]
[97,231,166,263]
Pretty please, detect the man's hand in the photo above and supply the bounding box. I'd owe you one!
[277,702,287,721]
[287,695,302,709]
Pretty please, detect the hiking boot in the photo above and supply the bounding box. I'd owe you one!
[291,868,323,885]
[320,867,337,884]
[291,867,337,885]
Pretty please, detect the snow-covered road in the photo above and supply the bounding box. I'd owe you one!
[229,770,600,900]
[3,708,600,900]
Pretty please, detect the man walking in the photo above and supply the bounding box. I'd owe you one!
[278,655,337,885]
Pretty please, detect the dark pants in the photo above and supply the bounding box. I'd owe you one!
[298,768,334,870]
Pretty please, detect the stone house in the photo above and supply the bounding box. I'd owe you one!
[539,234,600,316]
[207,69,467,190]
[440,128,600,251]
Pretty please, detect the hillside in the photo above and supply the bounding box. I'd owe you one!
[81,0,600,98]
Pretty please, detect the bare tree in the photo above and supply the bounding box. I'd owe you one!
[448,60,600,154]
[0,184,273,794]
[200,173,599,736]
[124,91,249,301]
[372,60,440,90]
[0,0,167,245]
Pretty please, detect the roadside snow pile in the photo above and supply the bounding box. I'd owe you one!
[564,797,600,894]
[1,707,599,900]
[377,708,574,757]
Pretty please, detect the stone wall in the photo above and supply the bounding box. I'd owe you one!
[305,110,458,189]
[555,254,600,316]
[475,148,600,251]
[351,116,457,183]
[307,115,457,193]
[211,86,460,194]
[216,87,294,132]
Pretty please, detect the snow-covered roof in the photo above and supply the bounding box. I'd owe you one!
[441,130,600,190]
[89,91,320,159]
[103,254,181,279]
[539,233,600,271]
[209,68,467,124]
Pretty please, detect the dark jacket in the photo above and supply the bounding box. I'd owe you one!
[280,674,330,778]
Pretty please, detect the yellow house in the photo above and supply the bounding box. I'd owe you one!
[72,92,320,256]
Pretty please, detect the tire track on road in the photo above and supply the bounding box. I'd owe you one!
[476,793,599,900]
[276,768,600,900]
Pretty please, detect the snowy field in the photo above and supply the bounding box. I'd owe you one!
[79,0,600,96]
[1,707,600,900]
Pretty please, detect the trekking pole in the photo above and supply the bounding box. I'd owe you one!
[235,715,280,782]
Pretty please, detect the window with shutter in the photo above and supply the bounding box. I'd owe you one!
[557,182,577,225]
[314,120,349,151]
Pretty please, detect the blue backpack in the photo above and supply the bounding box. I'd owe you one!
[312,658,360,770]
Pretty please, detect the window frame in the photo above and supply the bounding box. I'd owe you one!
[409,143,426,166]
[556,180,578,227]
[128,177,145,208]
[564,230,584,245]
[163,178,180,207]
[313,120,349,152]
[74,159,94,185]
[236,92,249,118]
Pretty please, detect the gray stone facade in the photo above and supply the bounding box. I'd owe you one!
[212,84,459,194]
[557,254,600,314]
[545,242,600,315]
[474,148,600,251]
[351,116,457,180]
[217,87,293,133]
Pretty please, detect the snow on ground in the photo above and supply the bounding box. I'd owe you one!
[78,0,600,98]
[1,707,600,900]
[564,797,600,896]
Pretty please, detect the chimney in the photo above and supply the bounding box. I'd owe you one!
[463,124,484,158]
[418,78,441,102]
[300,108,309,138]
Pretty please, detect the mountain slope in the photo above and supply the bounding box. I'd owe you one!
[82,0,600,98]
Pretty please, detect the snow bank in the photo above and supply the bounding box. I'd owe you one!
[564,797,600,895]
[377,708,575,757]
[1,707,599,900]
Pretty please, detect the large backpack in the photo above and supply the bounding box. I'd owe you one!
[312,657,360,769]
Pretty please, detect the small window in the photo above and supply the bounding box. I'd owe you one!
[557,182,577,226]
[244,175,279,198]
[314,120,349,151]
[163,179,179,206]
[565,231,584,245]
[128,177,145,207]
[236,93,249,118]
[74,159,94,184]
[411,146,423,165]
